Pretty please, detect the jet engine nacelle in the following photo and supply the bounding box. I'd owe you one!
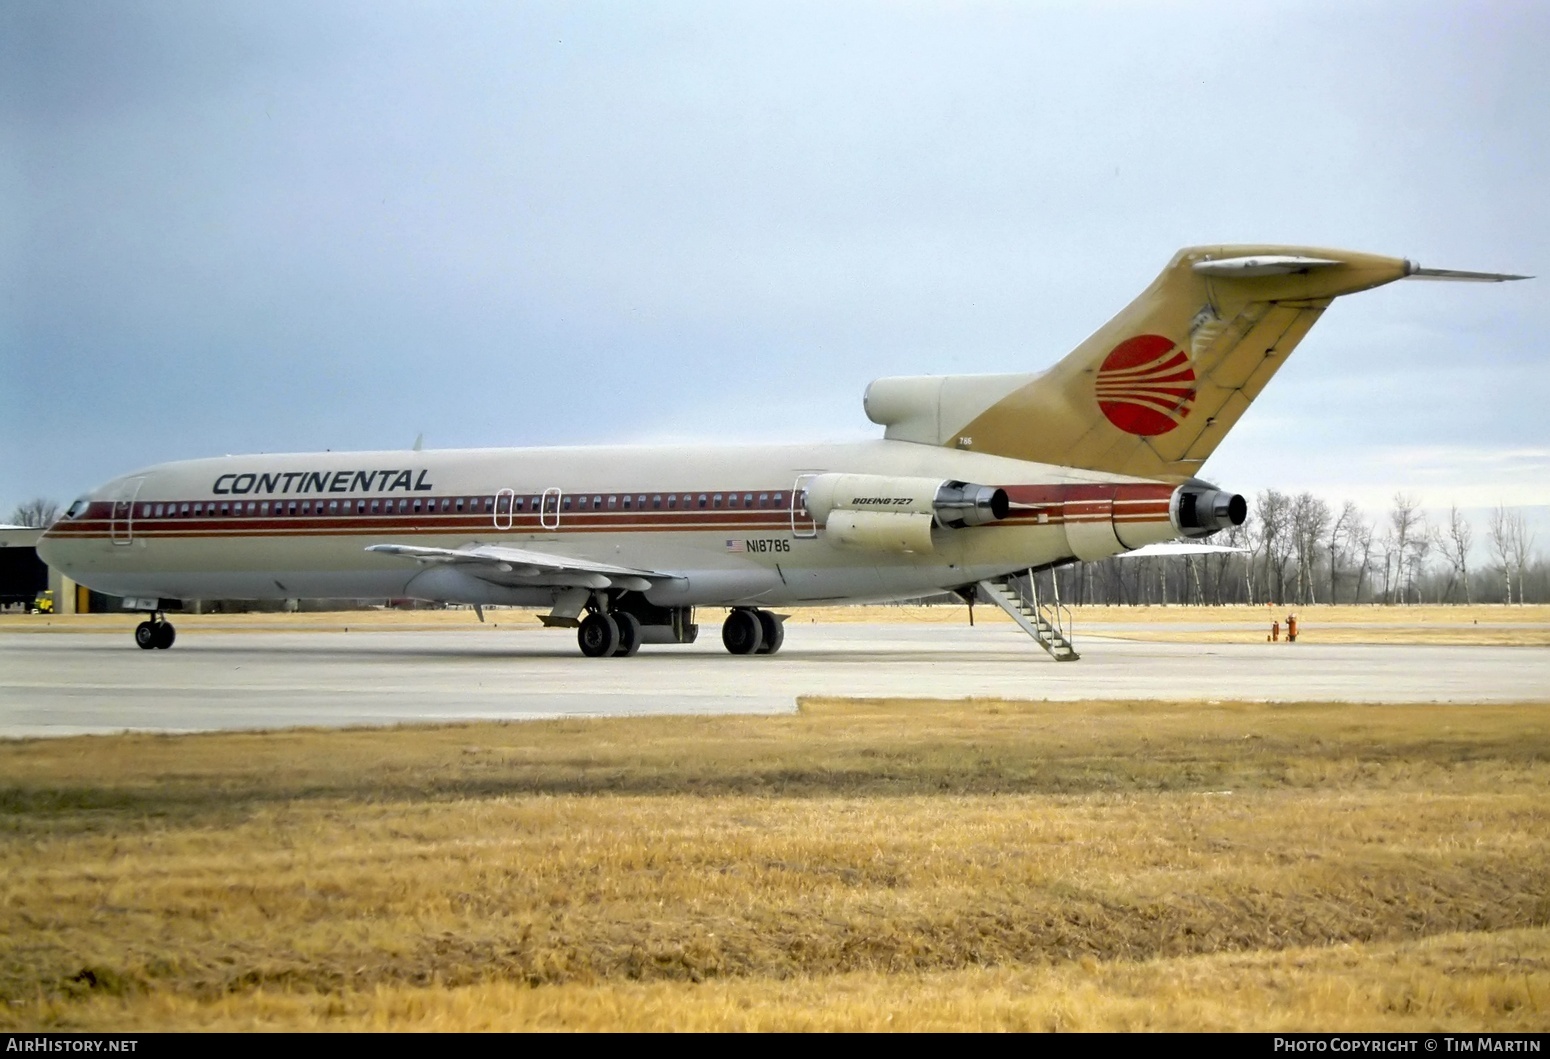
[803,473,1010,555]
[1171,482,1247,538]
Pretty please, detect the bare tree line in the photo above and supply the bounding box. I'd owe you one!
[6,499,60,528]
[1059,492,1545,606]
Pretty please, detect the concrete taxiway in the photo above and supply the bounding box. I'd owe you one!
[2,623,1546,737]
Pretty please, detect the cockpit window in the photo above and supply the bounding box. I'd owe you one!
[65,498,89,519]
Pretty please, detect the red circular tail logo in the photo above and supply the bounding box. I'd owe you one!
[1095,334,1196,436]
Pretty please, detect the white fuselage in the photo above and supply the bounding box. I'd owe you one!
[39,440,1182,608]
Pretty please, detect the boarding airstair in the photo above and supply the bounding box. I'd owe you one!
[978,570,1080,661]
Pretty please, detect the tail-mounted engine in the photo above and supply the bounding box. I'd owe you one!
[803,473,1010,555]
[1171,481,1247,538]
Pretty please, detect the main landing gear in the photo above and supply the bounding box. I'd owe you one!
[721,607,784,656]
[577,610,642,658]
[571,601,783,658]
[134,616,176,650]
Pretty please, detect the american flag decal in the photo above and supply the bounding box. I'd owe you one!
[726,539,746,553]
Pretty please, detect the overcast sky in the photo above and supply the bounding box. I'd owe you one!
[3,1,1546,530]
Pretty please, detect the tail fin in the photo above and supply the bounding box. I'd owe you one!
[863,245,1521,481]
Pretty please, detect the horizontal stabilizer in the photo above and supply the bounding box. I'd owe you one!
[1117,541,1248,558]
[1404,265,1532,282]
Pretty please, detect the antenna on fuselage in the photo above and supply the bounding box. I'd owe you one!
[412,433,424,452]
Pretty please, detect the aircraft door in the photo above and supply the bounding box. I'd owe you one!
[109,477,144,546]
[540,487,562,530]
[790,474,819,538]
[1062,494,1123,561]
[493,488,516,530]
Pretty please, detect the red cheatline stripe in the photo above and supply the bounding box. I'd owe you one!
[50,483,1182,540]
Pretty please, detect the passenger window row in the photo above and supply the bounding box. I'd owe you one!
[137,497,502,518]
[132,492,786,518]
[552,492,784,512]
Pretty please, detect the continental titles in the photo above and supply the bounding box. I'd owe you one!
[212,470,434,496]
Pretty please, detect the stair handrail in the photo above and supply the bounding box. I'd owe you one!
[1031,566,1074,645]
[1050,566,1073,644]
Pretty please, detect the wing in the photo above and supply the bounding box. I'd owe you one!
[366,542,682,592]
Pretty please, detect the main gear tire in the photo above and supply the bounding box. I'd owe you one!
[578,613,621,658]
[153,621,176,649]
[721,609,764,655]
[135,621,157,650]
[612,612,642,657]
[754,610,784,654]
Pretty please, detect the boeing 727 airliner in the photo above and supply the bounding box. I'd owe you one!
[38,245,1526,658]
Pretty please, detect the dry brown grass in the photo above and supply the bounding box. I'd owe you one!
[2,698,1548,1030]
[788,603,1550,646]
[35,929,1549,1031]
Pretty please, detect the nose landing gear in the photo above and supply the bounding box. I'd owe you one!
[134,616,176,650]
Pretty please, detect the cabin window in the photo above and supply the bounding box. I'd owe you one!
[743,493,753,507]
[369,500,379,514]
[454,498,464,512]
[396,499,406,513]
[698,494,707,508]
[667,495,677,509]
[259,501,269,515]
[773,493,784,506]
[653,495,662,509]
[328,500,338,514]
[140,504,151,517]
[637,495,646,508]
[713,494,722,508]
[728,494,738,508]
[563,496,573,510]
[193,503,203,515]
[608,495,617,510]
[622,495,632,509]
[155,503,165,517]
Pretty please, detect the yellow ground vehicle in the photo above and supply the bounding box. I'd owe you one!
[31,590,54,615]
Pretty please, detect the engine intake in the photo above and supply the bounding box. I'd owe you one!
[1172,482,1247,538]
